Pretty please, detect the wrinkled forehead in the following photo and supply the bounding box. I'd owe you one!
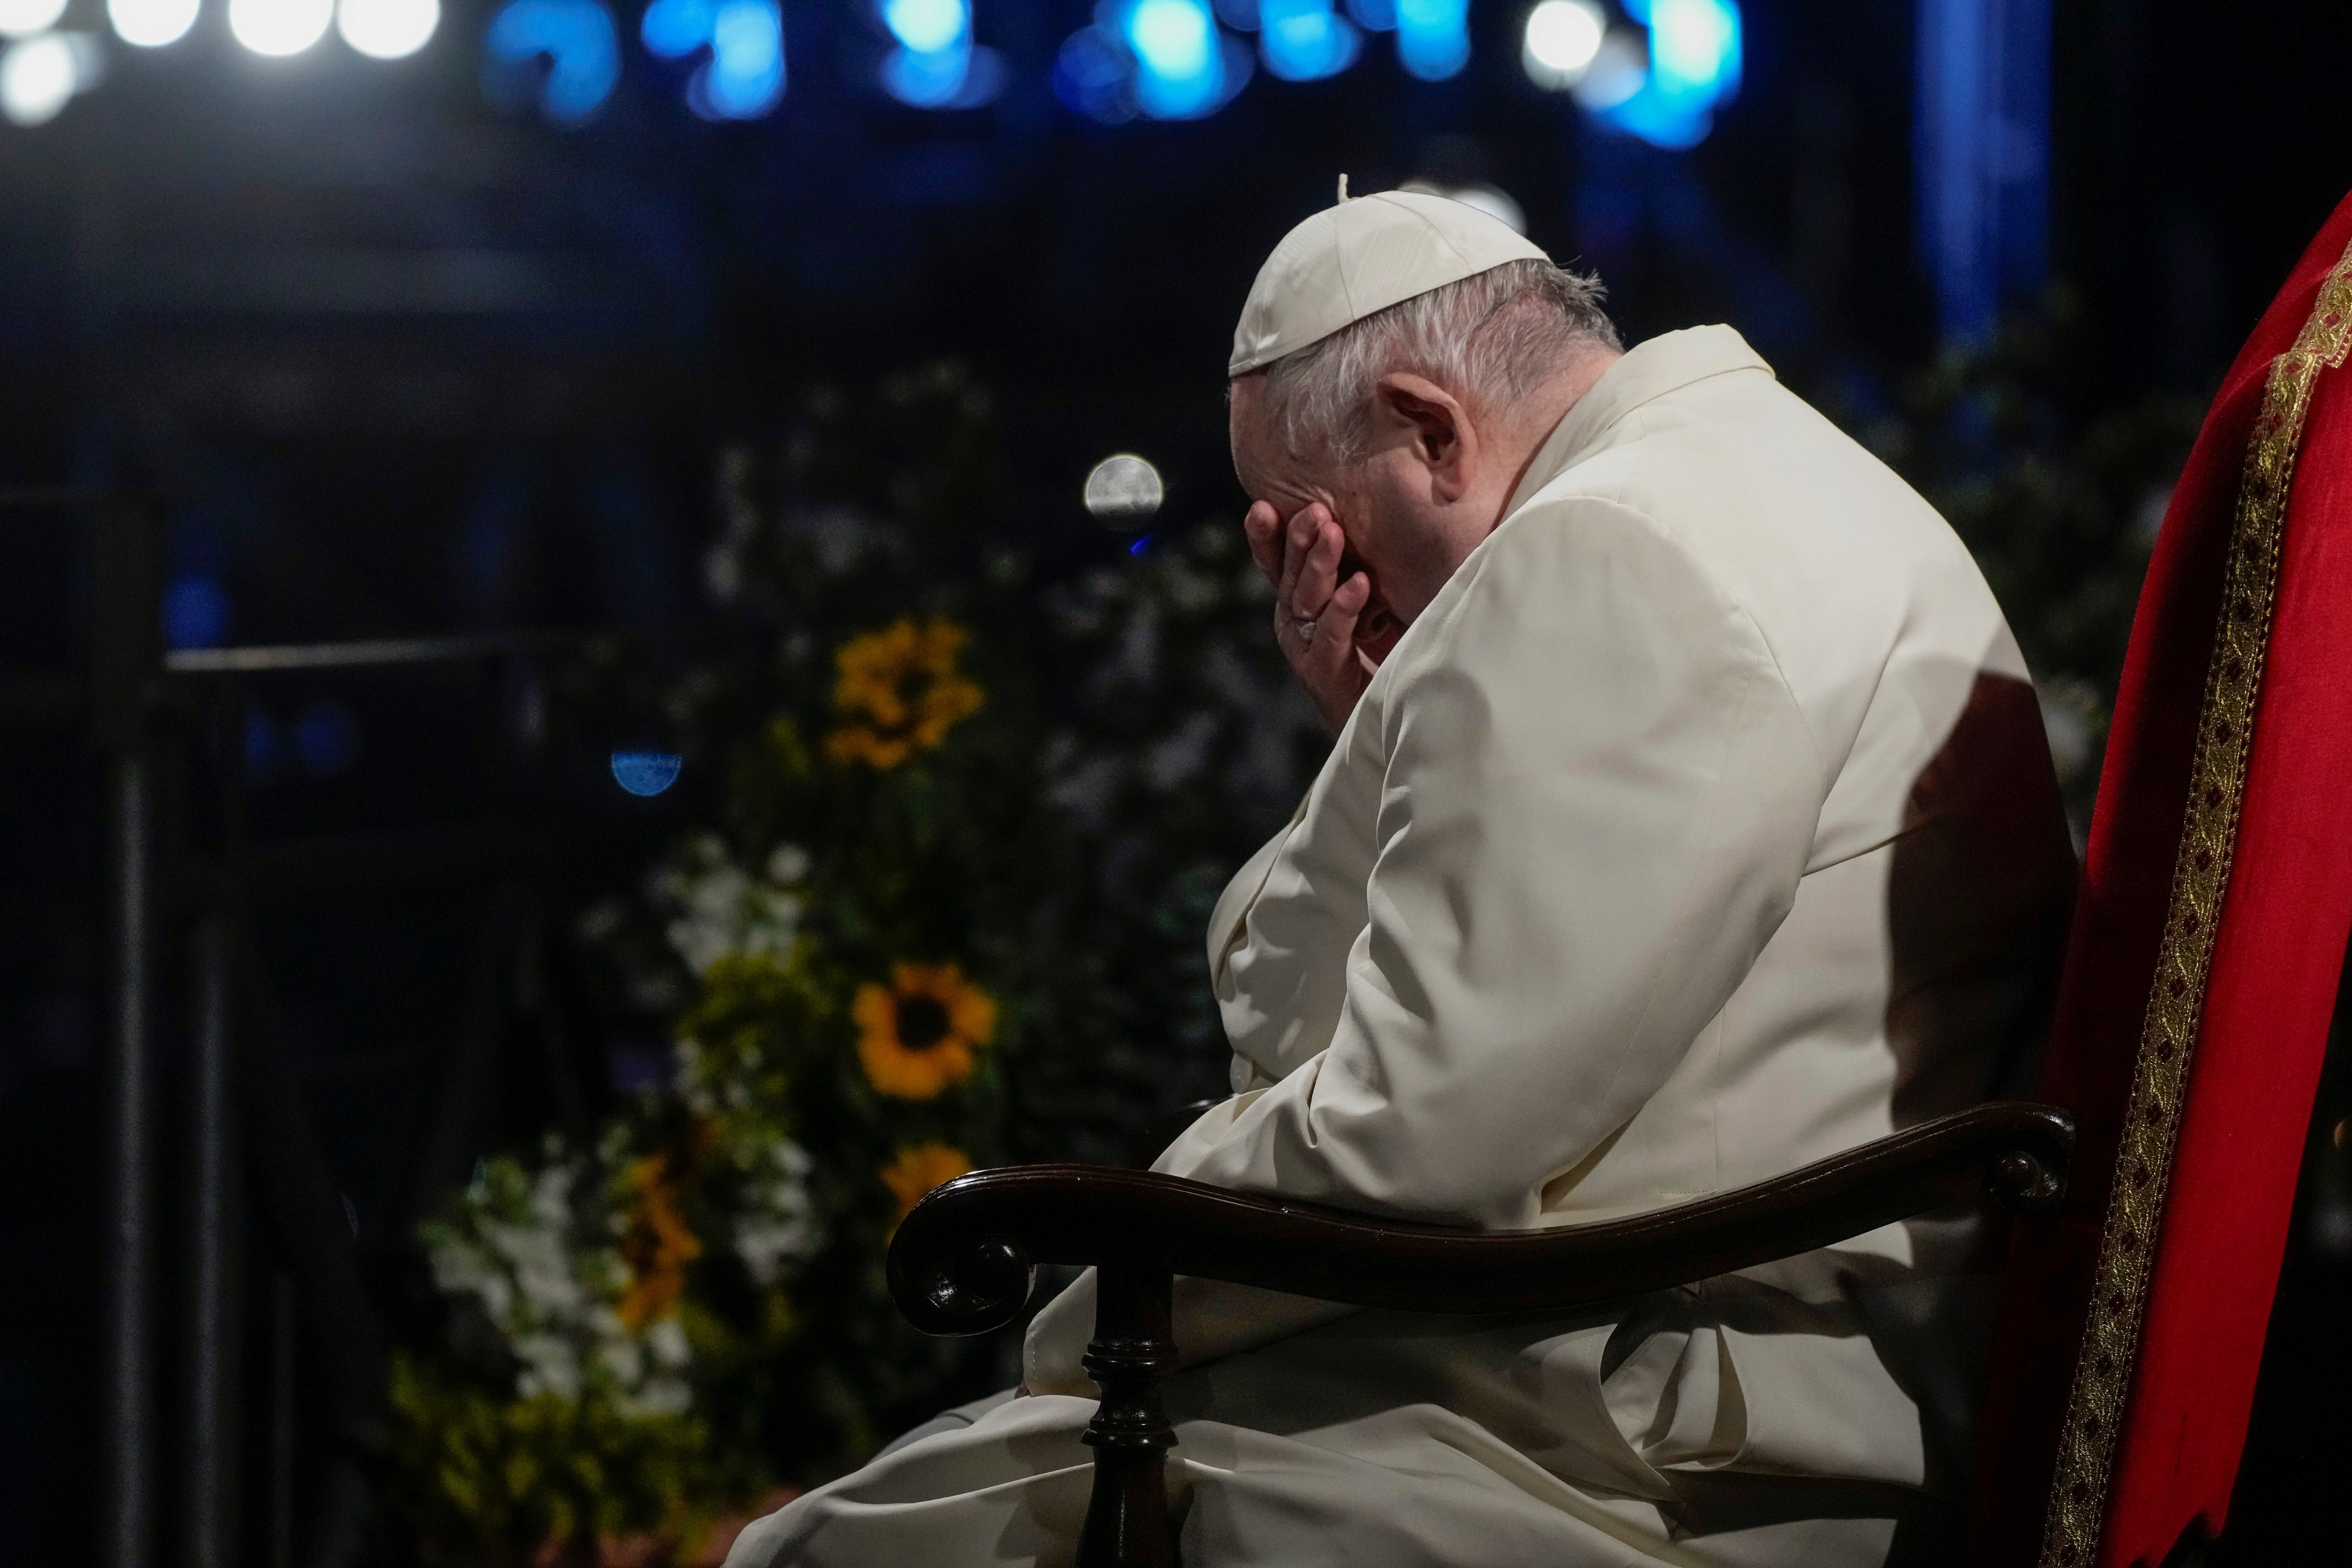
[1227,377,1325,505]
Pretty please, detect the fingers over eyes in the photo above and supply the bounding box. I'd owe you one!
[1293,514,1344,618]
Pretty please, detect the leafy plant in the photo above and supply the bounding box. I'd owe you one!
[390,365,1321,1561]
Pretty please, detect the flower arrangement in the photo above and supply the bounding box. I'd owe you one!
[389,366,1325,1563]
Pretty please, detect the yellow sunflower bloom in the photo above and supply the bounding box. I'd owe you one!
[617,1149,704,1331]
[852,962,997,1100]
[823,617,985,769]
[882,1143,974,1217]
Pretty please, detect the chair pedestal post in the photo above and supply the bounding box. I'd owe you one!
[1077,1261,1179,1568]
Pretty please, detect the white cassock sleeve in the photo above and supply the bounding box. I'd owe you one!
[1158,495,1826,1229]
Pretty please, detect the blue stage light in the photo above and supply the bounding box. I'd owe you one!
[1643,0,1737,97]
[639,0,707,55]
[1341,0,1392,30]
[1258,0,1355,80]
[642,0,783,118]
[483,0,619,124]
[1594,0,1739,148]
[1055,0,1246,123]
[694,0,782,117]
[1393,0,1465,80]
[1053,21,1132,119]
[882,0,961,53]
[877,0,997,107]
[1124,0,1220,116]
[610,750,683,796]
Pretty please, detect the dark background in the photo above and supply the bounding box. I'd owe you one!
[2,0,2349,1562]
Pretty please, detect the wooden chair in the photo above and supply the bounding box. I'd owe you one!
[889,190,2352,1568]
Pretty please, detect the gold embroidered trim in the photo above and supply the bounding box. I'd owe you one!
[2037,236,2352,1568]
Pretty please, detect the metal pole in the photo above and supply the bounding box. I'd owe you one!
[93,493,160,1568]
[188,914,237,1568]
[269,1272,296,1568]
[104,748,153,1568]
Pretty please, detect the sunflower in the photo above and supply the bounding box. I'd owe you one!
[616,1149,704,1331]
[881,1143,975,1218]
[852,962,997,1100]
[823,617,986,770]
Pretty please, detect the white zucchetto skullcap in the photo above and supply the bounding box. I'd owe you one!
[1228,188,1552,377]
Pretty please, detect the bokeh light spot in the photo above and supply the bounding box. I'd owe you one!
[611,750,683,797]
[0,30,95,124]
[484,0,619,123]
[229,0,334,55]
[108,0,197,46]
[1258,0,1355,81]
[881,0,961,55]
[1521,0,1600,88]
[1394,0,1465,79]
[337,0,437,58]
[0,0,67,40]
[1084,453,1163,528]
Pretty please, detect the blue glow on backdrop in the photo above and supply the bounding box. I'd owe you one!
[484,0,620,123]
[162,575,229,651]
[611,751,684,796]
[877,0,1002,107]
[643,0,785,118]
[1594,0,1740,149]
[1057,0,1246,122]
[1342,0,1393,29]
[1125,0,1221,115]
[1915,0,2049,341]
[1394,0,1465,80]
[1258,0,1355,80]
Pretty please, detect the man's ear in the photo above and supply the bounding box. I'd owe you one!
[1374,373,1475,502]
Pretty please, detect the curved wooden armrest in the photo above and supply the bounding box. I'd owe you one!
[887,1099,2072,1336]
[885,1100,2070,1567]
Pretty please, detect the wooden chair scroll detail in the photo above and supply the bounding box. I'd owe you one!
[886,1099,2075,1568]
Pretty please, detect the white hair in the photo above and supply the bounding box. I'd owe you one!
[1247,259,1620,465]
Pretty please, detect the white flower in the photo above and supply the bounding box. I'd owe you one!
[732,1138,818,1286]
[655,833,810,974]
[422,1142,722,1417]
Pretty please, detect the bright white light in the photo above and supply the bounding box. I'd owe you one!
[1128,0,1213,77]
[1,31,78,123]
[1520,0,1599,88]
[882,0,962,54]
[337,0,436,57]
[1083,454,1163,525]
[1123,0,1222,117]
[108,0,198,47]
[230,0,332,53]
[0,0,66,41]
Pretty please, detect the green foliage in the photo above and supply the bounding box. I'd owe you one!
[391,365,1320,1560]
[1848,293,2205,820]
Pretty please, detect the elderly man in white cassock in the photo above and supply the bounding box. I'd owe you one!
[728,190,2076,1567]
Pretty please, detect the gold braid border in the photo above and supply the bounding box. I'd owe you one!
[2038,237,2352,1568]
